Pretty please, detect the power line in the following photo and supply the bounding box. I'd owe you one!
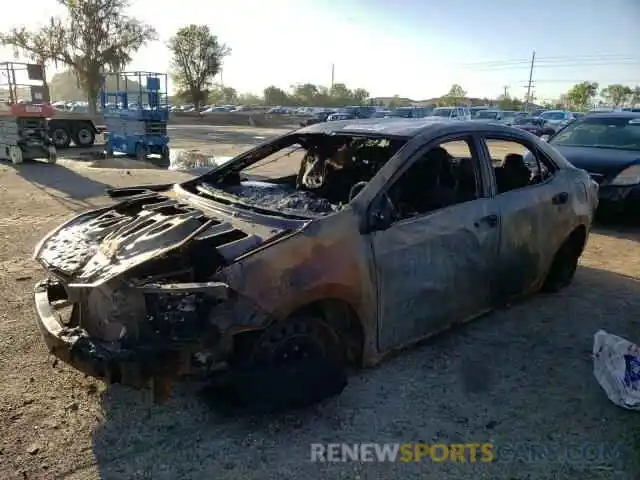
[458,53,638,68]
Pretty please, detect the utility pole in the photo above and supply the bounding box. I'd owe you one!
[524,50,536,112]
[503,85,509,98]
[330,63,335,89]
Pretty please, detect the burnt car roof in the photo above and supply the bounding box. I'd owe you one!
[295,117,529,138]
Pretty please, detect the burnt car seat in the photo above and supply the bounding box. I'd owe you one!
[496,153,531,192]
[454,157,477,202]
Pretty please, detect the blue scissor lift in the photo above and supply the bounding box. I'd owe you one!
[100,71,170,165]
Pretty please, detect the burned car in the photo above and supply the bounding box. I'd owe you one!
[33,118,598,405]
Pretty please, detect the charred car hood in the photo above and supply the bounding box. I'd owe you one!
[34,190,304,287]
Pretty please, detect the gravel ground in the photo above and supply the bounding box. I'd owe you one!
[0,131,639,480]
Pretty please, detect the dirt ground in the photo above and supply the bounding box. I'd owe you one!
[1,131,640,480]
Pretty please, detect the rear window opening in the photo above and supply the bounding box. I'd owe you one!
[189,133,407,216]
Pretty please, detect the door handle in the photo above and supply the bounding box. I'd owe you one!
[552,192,569,205]
[475,214,498,228]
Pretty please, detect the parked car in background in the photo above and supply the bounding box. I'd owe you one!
[512,116,556,137]
[267,107,290,114]
[372,109,392,118]
[299,111,335,127]
[545,111,640,216]
[539,110,576,130]
[499,110,519,125]
[343,106,377,119]
[326,112,354,121]
[471,109,504,122]
[470,106,491,118]
[200,106,231,115]
[385,106,432,119]
[431,106,471,120]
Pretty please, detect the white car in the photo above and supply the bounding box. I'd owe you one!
[431,106,471,121]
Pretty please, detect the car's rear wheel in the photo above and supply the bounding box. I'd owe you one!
[542,238,581,293]
[224,315,347,412]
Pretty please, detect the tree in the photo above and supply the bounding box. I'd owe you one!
[208,86,237,105]
[291,83,319,106]
[263,85,290,106]
[0,0,156,115]
[498,94,512,110]
[631,86,640,107]
[565,82,599,111]
[443,84,466,105]
[168,25,231,110]
[601,84,632,107]
[352,88,370,104]
[238,93,262,105]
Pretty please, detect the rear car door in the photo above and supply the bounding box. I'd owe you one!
[478,132,573,300]
[369,134,501,351]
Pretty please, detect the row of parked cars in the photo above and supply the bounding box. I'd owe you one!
[298,105,583,137]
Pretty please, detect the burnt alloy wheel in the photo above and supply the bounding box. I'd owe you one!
[224,316,347,412]
[541,240,580,293]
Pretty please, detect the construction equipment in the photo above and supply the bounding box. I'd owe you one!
[100,71,170,166]
[0,62,56,165]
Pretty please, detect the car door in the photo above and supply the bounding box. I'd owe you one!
[369,134,501,351]
[478,132,572,300]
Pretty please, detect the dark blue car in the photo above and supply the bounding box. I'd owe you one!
[546,112,640,215]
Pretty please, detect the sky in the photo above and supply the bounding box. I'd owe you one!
[1,0,640,102]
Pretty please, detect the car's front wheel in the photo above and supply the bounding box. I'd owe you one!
[227,315,347,412]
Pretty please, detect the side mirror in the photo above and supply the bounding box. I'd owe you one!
[366,194,395,233]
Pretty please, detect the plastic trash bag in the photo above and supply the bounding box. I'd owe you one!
[593,330,640,410]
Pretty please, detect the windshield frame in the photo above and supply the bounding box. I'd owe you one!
[177,131,411,217]
[549,116,640,151]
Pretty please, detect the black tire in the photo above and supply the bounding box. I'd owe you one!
[541,240,580,293]
[135,143,146,162]
[227,315,347,412]
[72,124,95,147]
[51,127,71,149]
[153,146,170,168]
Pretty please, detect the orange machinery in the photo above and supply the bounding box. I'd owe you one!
[0,62,56,164]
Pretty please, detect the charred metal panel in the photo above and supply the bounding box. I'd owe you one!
[492,170,577,298]
[371,198,500,351]
[222,208,378,356]
[35,193,291,287]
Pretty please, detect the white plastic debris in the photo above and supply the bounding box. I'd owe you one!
[593,329,640,410]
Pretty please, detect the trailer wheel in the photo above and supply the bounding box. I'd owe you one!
[73,125,95,147]
[51,127,71,149]
[135,143,147,162]
[9,146,23,165]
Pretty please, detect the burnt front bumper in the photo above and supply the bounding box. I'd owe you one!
[34,279,191,389]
